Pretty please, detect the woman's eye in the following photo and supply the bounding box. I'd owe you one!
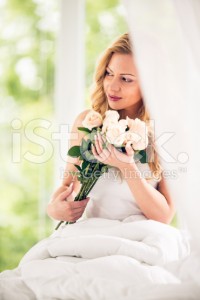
[105,70,113,76]
[122,76,133,83]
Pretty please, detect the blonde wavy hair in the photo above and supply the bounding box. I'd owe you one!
[90,33,162,181]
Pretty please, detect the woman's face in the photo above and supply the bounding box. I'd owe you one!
[103,53,142,117]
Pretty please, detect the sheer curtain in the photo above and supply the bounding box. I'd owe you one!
[123,0,200,250]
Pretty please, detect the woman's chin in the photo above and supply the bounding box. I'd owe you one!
[108,100,122,109]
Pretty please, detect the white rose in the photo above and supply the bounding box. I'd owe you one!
[102,110,120,134]
[82,110,103,130]
[125,131,141,144]
[125,117,148,150]
[118,119,128,131]
[106,123,126,146]
[105,110,120,121]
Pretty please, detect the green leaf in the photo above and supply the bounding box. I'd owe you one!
[82,160,90,170]
[67,146,81,157]
[138,150,148,164]
[81,138,89,151]
[83,150,97,163]
[78,127,92,134]
[101,165,109,173]
[74,164,82,172]
[88,130,97,141]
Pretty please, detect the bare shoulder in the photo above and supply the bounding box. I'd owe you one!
[73,109,91,128]
[70,109,91,144]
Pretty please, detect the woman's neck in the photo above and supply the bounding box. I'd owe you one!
[119,101,143,120]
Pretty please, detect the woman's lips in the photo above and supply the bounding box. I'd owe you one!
[108,94,122,101]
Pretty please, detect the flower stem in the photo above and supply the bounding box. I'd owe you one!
[55,220,64,230]
[55,163,104,230]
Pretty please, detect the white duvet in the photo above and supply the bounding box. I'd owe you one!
[0,218,200,300]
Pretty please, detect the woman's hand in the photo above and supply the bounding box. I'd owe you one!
[91,132,135,169]
[47,184,89,222]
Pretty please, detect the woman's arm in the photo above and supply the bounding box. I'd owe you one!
[92,133,175,224]
[46,109,91,221]
[119,162,176,224]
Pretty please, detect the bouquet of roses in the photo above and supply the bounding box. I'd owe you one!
[55,110,148,230]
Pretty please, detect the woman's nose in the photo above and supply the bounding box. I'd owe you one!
[109,77,120,92]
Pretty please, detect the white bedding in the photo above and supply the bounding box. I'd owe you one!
[0,218,199,300]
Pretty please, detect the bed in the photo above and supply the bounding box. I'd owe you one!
[0,217,200,300]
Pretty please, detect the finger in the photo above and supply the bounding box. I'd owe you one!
[101,135,111,154]
[97,133,111,160]
[101,135,113,151]
[68,198,90,209]
[91,144,98,158]
[101,134,108,146]
[70,207,87,214]
[106,143,113,153]
[94,134,103,154]
[67,207,87,220]
[91,144,103,162]
[97,132,104,148]
[101,148,110,160]
[68,213,83,222]
[59,183,74,201]
[125,143,134,156]
[69,202,89,213]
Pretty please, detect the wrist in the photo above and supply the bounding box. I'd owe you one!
[118,161,141,181]
[118,161,137,172]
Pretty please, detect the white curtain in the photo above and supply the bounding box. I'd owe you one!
[123,0,200,250]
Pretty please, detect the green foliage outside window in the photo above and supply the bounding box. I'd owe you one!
[0,0,127,271]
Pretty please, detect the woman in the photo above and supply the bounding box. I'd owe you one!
[47,33,175,225]
[1,34,190,300]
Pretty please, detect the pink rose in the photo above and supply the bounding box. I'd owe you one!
[82,110,103,130]
[125,117,148,150]
[106,123,126,146]
[102,110,120,134]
